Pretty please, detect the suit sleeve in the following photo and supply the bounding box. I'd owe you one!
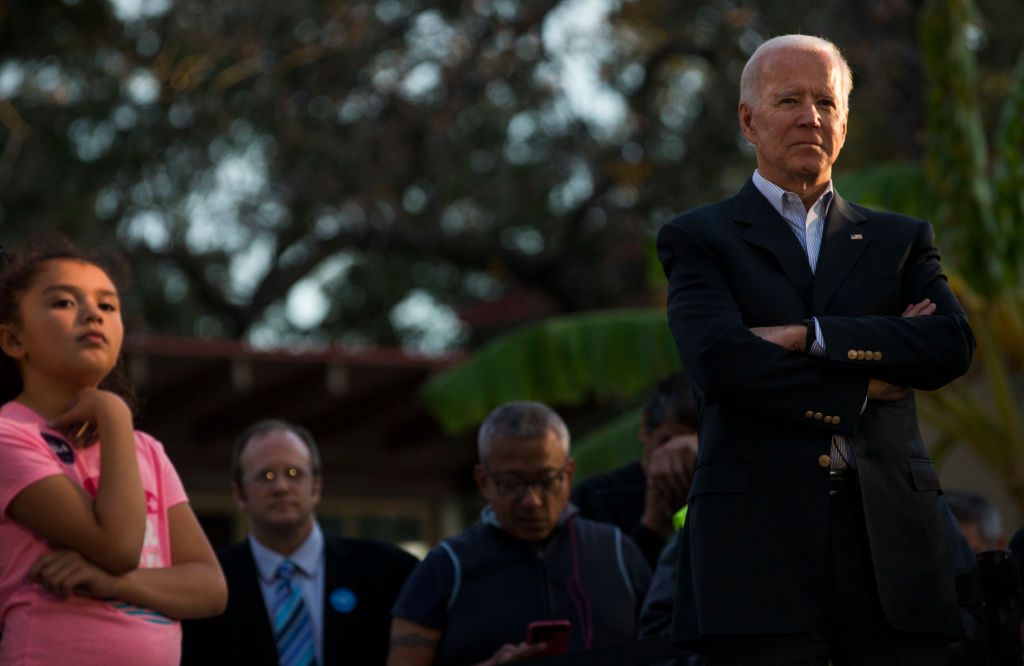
[181,601,226,666]
[816,221,975,390]
[658,219,869,434]
[637,530,681,639]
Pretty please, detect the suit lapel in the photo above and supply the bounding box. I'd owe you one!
[735,180,814,307]
[811,194,869,312]
[233,543,279,664]
[322,536,358,666]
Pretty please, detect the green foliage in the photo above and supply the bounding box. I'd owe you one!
[992,54,1024,282]
[914,0,1024,510]
[422,309,680,434]
[919,0,1017,295]
[917,297,1024,478]
[571,407,644,483]
[834,163,929,219]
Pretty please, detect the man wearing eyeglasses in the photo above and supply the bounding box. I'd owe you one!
[388,401,651,666]
[182,419,417,665]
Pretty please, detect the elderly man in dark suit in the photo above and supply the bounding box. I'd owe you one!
[182,419,417,666]
[657,34,975,665]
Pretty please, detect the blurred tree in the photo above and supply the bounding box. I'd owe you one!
[1,0,1021,353]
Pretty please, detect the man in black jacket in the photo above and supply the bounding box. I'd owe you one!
[658,34,974,664]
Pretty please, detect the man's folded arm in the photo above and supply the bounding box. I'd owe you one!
[817,221,975,390]
[817,312,973,389]
[658,221,868,434]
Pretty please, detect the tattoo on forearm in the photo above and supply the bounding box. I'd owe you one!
[389,634,439,651]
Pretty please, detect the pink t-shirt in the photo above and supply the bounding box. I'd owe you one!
[0,401,188,666]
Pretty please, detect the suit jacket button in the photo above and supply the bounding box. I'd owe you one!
[855,350,866,360]
[818,454,831,468]
[814,412,824,421]
[847,349,857,360]
[832,415,841,425]
[873,351,882,361]
[805,410,815,419]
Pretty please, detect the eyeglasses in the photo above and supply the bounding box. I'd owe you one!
[249,467,310,485]
[484,462,570,498]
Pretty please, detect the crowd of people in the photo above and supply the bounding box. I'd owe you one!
[1,31,1023,666]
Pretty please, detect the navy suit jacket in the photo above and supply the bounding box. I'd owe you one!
[657,180,975,640]
[182,534,417,665]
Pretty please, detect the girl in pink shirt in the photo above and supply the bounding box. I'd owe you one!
[0,239,227,665]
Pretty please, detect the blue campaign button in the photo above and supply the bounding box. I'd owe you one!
[330,588,357,613]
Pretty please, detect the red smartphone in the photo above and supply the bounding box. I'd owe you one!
[525,619,571,656]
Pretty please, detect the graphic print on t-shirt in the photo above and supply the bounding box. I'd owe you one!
[109,600,174,625]
[140,491,165,568]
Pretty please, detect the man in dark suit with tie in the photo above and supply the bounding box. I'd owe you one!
[182,419,417,665]
[657,34,975,664]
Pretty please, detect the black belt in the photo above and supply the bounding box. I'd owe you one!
[828,470,859,496]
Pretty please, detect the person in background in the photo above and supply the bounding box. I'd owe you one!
[388,401,650,666]
[572,372,699,567]
[182,419,418,665]
[945,488,1008,554]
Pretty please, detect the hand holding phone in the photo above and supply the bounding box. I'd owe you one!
[525,619,571,656]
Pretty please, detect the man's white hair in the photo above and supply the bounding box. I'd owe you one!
[739,34,853,111]
[477,401,570,461]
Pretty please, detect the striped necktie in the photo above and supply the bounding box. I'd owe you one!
[272,559,316,666]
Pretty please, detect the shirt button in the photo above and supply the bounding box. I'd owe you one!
[818,455,831,468]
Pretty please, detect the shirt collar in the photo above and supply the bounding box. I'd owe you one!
[1,401,75,442]
[249,521,324,582]
[752,169,834,218]
[2,401,48,427]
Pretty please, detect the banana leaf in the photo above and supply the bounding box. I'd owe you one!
[421,308,681,434]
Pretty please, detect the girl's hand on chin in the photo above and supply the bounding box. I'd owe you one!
[48,389,131,447]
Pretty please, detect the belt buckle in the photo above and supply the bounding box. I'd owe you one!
[828,470,855,496]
